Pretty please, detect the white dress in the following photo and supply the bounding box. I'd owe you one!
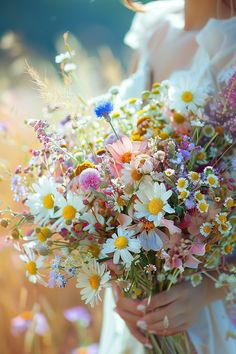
[99,1,236,354]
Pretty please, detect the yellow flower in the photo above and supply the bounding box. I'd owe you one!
[200,222,212,237]
[194,191,204,201]
[189,171,200,183]
[197,200,209,213]
[75,161,95,176]
[177,178,189,191]
[179,189,189,200]
[224,197,235,209]
[206,174,219,188]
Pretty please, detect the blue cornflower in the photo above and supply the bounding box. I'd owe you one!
[94,101,113,119]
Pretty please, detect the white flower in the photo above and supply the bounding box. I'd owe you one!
[191,119,204,127]
[64,63,77,73]
[25,177,61,224]
[134,181,174,226]
[176,178,189,191]
[188,171,200,184]
[55,51,75,64]
[102,227,141,266]
[200,222,212,237]
[82,206,105,234]
[202,124,215,137]
[206,174,219,188]
[20,246,46,285]
[76,260,110,307]
[121,159,143,186]
[197,199,209,213]
[53,191,85,230]
[168,77,209,114]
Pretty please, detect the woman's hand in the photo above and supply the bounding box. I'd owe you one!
[115,276,226,342]
[139,281,208,336]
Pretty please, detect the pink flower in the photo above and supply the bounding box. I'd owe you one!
[107,136,147,166]
[79,168,101,191]
[163,233,205,270]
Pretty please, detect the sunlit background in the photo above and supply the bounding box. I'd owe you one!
[0,1,137,353]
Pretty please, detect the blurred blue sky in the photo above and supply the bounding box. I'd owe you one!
[0,0,137,64]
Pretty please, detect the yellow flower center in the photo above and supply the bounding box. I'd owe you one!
[231,234,236,241]
[195,192,203,201]
[196,152,205,161]
[226,199,234,208]
[62,205,76,219]
[224,245,232,254]
[131,169,142,181]
[180,190,188,199]
[182,91,193,103]
[147,198,164,215]
[199,201,208,213]
[43,194,54,209]
[143,220,155,231]
[20,311,33,321]
[191,172,199,181]
[75,161,95,176]
[178,179,186,189]
[203,225,211,234]
[117,196,125,207]
[208,176,216,185]
[89,244,100,258]
[205,244,212,252]
[218,214,227,224]
[114,236,128,250]
[27,261,37,275]
[159,131,169,140]
[129,97,137,104]
[121,152,132,163]
[173,112,185,124]
[37,227,51,242]
[89,274,100,290]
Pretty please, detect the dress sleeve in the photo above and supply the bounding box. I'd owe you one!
[124,0,183,51]
[196,17,236,83]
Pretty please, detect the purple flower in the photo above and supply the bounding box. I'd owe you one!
[79,168,101,191]
[71,344,99,354]
[11,312,49,336]
[0,122,7,133]
[185,199,196,210]
[64,306,91,327]
[232,157,236,171]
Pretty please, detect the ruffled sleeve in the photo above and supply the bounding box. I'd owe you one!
[196,17,236,83]
[124,0,184,51]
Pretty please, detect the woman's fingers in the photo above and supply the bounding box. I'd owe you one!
[116,296,142,316]
[143,301,182,326]
[148,314,187,336]
[141,288,179,312]
[115,307,140,326]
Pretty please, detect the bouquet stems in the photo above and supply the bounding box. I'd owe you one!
[145,332,193,354]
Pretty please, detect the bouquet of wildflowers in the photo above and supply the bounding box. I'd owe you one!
[1,50,236,353]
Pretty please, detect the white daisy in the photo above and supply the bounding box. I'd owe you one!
[53,191,85,230]
[206,174,219,188]
[168,77,209,114]
[102,227,141,266]
[224,197,235,209]
[134,181,174,226]
[178,189,190,200]
[197,199,209,213]
[20,246,46,285]
[120,159,143,186]
[76,259,110,307]
[188,171,200,184]
[25,177,61,224]
[200,222,212,237]
[176,178,189,192]
[202,124,215,138]
[82,206,105,234]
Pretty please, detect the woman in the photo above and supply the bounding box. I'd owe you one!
[99,1,236,353]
